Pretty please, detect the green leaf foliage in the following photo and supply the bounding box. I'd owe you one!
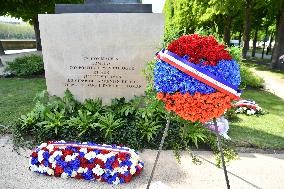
[14,90,237,165]
[4,54,44,77]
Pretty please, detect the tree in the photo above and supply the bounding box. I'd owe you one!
[271,0,284,69]
[250,0,268,57]
[203,0,243,46]
[0,42,4,55]
[1,0,83,51]
[242,0,253,58]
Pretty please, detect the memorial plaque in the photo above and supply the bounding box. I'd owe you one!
[39,13,164,103]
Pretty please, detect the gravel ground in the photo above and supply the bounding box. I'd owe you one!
[0,135,284,189]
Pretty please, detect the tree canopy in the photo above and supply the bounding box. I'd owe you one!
[163,0,284,69]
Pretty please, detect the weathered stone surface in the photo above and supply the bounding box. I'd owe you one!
[39,13,164,103]
[55,4,152,13]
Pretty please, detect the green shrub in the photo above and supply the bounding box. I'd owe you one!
[239,64,265,89]
[5,54,44,77]
[226,46,264,89]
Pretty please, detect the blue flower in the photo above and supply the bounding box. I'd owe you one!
[42,151,50,160]
[30,157,38,165]
[43,160,49,167]
[82,169,93,180]
[69,158,80,171]
[64,166,73,176]
[57,159,67,168]
[79,152,85,158]
[154,59,241,95]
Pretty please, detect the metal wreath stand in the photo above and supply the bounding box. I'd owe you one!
[146,114,230,189]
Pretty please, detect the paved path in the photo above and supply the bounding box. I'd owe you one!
[247,52,271,60]
[251,68,284,100]
[0,135,283,189]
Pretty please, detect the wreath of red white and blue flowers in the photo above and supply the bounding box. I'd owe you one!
[29,141,144,185]
[154,34,242,122]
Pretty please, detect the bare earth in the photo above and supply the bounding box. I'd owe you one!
[0,135,283,189]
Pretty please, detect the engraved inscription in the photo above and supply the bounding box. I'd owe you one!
[64,56,142,89]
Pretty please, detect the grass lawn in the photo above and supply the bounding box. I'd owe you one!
[0,77,46,127]
[243,60,284,78]
[230,89,284,149]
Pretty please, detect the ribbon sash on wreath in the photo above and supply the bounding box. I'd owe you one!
[156,49,242,100]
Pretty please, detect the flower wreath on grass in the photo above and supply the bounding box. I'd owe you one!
[154,34,242,123]
[234,99,264,115]
[29,141,144,185]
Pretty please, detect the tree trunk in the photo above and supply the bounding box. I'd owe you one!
[0,41,5,55]
[266,32,274,55]
[223,16,232,46]
[271,3,284,69]
[33,15,42,51]
[242,0,253,58]
[238,31,242,46]
[261,27,268,59]
[252,28,258,57]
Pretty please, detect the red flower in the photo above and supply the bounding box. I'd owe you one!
[158,92,233,123]
[167,34,231,66]
[54,165,63,177]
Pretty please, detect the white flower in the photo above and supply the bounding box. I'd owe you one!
[39,143,47,149]
[48,156,55,163]
[96,154,108,163]
[130,166,136,175]
[71,171,77,177]
[83,168,88,173]
[77,167,84,174]
[47,168,54,175]
[118,166,128,174]
[52,150,63,158]
[52,161,56,169]
[92,165,104,176]
[37,165,48,173]
[65,153,78,162]
[79,148,88,154]
[37,150,45,162]
[112,177,120,185]
[61,172,69,179]
[30,165,38,172]
[46,144,54,152]
[85,151,96,160]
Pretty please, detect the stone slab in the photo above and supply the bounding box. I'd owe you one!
[39,13,164,103]
[55,4,152,13]
[85,0,140,4]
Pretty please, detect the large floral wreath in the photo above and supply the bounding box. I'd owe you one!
[154,34,241,123]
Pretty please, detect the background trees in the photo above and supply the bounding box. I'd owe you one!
[163,0,284,69]
[0,0,83,51]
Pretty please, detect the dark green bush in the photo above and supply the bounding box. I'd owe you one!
[5,54,44,77]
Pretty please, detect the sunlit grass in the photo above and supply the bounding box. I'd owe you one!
[230,89,284,149]
[0,77,46,127]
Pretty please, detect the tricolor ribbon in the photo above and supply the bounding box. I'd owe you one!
[234,100,257,109]
[49,141,131,154]
[156,49,242,100]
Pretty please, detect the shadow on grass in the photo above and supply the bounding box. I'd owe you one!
[229,123,284,150]
[243,60,284,79]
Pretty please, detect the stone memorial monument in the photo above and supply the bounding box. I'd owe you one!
[39,0,164,103]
